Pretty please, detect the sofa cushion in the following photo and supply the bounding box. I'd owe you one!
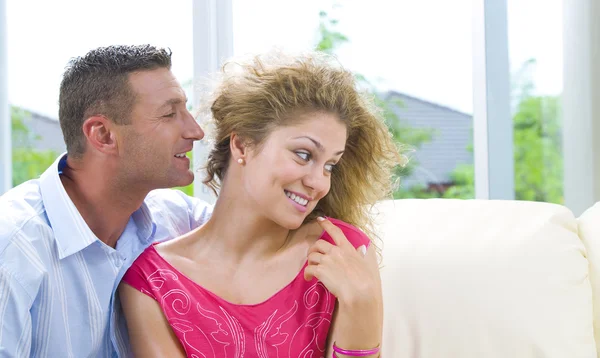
[578,202,600,353]
[374,199,596,357]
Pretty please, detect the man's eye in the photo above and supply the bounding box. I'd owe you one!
[163,112,176,118]
[296,152,310,161]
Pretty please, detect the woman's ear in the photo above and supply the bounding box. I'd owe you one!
[230,133,248,162]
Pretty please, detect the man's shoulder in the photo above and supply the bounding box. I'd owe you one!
[0,179,48,246]
[143,189,212,240]
[0,180,51,296]
[145,188,193,205]
[145,189,212,215]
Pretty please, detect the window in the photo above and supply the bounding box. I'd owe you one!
[507,0,563,204]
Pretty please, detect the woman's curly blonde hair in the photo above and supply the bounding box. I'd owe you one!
[202,51,403,242]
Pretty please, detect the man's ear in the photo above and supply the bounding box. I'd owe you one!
[81,115,118,155]
[230,133,249,161]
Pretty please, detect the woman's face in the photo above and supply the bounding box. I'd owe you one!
[242,111,347,229]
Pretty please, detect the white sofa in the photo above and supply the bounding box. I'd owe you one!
[376,199,600,357]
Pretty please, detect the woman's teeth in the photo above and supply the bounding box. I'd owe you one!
[285,191,308,206]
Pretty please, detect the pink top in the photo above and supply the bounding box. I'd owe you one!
[122,218,370,358]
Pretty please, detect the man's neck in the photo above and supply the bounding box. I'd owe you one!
[60,157,148,249]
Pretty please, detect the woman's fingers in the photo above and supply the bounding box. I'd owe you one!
[304,263,319,281]
[307,238,334,256]
[316,217,352,250]
[307,252,324,265]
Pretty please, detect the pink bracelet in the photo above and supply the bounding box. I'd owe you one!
[332,342,380,357]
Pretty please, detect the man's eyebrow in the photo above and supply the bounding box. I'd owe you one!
[157,97,188,111]
[293,136,345,155]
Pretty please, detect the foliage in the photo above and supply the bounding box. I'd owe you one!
[441,59,563,203]
[512,93,562,203]
[11,107,58,187]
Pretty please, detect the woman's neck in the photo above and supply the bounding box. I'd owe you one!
[196,190,299,263]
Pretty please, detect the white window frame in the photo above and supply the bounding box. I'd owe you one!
[562,0,600,216]
[191,0,233,204]
[472,0,514,200]
[1,0,11,194]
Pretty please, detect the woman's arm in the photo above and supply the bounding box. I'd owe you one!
[325,245,383,357]
[118,283,187,358]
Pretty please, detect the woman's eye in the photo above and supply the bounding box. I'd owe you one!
[324,163,336,173]
[296,151,311,161]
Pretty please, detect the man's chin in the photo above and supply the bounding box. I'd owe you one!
[164,174,195,191]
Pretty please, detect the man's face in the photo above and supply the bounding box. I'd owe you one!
[116,68,204,190]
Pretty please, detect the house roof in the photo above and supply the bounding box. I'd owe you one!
[14,108,66,153]
[385,91,471,118]
[385,91,473,188]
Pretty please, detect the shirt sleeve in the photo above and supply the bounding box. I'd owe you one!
[0,265,33,358]
[172,190,213,229]
[145,189,213,237]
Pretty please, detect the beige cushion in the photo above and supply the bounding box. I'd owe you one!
[578,202,600,352]
[374,199,596,357]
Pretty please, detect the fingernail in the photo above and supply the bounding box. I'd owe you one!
[317,216,325,222]
[359,245,367,256]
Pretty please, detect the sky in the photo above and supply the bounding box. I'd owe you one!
[5,0,562,119]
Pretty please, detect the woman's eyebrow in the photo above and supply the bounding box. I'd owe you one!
[293,136,344,155]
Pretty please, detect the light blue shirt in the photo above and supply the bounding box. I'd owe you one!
[0,154,212,357]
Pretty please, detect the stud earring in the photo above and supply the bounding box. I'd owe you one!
[237,158,244,164]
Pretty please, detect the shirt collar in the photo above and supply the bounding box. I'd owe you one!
[39,153,157,260]
[131,201,157,243]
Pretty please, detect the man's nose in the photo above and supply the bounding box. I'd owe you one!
[183,110,204,141]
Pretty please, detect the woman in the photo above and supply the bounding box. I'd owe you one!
[119,51,402,357]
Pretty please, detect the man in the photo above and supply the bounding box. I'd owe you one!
[0,45,211,357]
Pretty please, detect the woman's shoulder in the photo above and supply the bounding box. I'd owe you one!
[126,243,165,275]
[321,217,372,248]
[152,228,200,260]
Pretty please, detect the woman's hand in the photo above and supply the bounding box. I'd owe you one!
[304,217,383,356]
[303,217,381,307]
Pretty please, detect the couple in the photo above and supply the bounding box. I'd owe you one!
[0,45,400,357]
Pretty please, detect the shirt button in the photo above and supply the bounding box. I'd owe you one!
[114,256,124,267]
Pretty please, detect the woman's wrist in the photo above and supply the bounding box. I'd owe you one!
[333,298,382,350]
[337,288,382,313]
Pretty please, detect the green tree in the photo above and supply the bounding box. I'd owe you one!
[443,59,563,203]
[512,93,562,203]
[11,107,59,186]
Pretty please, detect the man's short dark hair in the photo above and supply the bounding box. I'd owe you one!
[59,44,172,157]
